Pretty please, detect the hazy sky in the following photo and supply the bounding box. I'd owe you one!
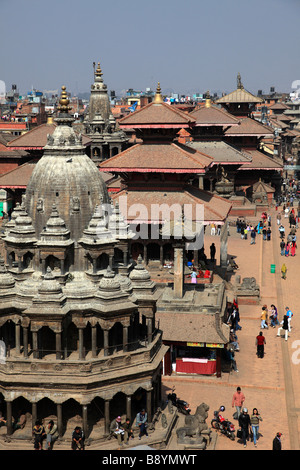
[1,0,300,97]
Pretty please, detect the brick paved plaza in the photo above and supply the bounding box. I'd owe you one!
[164,204,300,451]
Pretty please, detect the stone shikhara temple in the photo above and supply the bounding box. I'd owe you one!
[0,87,166,442]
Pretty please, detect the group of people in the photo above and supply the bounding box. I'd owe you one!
[110,409,148,448]
[231,386,283,449]
[32,419,58,450]
[236,213,272,244]
[231,387,262,448]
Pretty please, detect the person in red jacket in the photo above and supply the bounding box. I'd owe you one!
[256,331,266,358]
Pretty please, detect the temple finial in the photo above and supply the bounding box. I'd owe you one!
[153,82,163,104]
[237,72,244,90]
[205,90,211,108]
[57,86,72,113]
[95,62,103,79]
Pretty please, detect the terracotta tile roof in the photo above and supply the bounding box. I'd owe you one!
[112,186,232,224]
[269,102,290,110]
[156,310,229,344]
[185,140,252,165]
[216,88,263,104]
[118,101,196,128]
[7,123,90,149]
[99,142,213,173]
[224,117,274,136]
[189,105,240,126]
[0,161,36,188]
[238,149,283,170]
[7,123,57,149]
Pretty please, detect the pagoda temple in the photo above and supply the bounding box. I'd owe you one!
[100,83,232,267]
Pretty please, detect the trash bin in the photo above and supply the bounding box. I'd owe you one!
[270,264,276,273]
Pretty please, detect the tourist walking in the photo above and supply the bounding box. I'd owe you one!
[277,314,289,341]
[281,263,287,280]
[291,241,297,256]
[250,229,256,245]
[250,408,262,447]
[280,239,285,256]
[270,304,279,327]
[260,305,268,329]
[232,386,245,419]
[285,243,290,257]
[285,307,293,332]
[238,408,251,448]
[256,331,266,358]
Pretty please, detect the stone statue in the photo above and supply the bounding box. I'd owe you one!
[176,402,211,448]
[36,198,44,212]
[72,196,80,212]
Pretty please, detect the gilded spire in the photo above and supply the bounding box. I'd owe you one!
[153,82,163,104]
[57,86,72,114]
[205,90,211,108]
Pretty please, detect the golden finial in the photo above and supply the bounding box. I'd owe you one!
[153,82,163,104]
[57,85,72,113]
[205,90,211,108]
[95,62,103,78]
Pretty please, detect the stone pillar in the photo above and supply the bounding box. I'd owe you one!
[174,245,184,298]
[82,404,88,439]
[57,403,63,438]
[123,325,128,352]
[17,255,22,273]
[15,323,21,355]
[104,399,110,435]
[147,318,152,343]
[91,325,97,358]
[32,402,37,426]
[146,389,152,423]
[103,329,109,357]
[6,400,13,436]
[32,331,38,359]
[220,222,228,268]
[78,328,84,360]
[109,254,113,269]
[126,395,132,422]
[160,244,163,268]
[23,326,28,358]
[41,259,46,275]
[143,245,147,266]
[56,332,62,360]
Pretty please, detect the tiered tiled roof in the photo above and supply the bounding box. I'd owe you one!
[99,142,213,173]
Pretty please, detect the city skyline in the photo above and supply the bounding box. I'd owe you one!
[1,0,300,97]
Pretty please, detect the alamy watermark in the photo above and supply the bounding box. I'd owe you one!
[96,196,205,250]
